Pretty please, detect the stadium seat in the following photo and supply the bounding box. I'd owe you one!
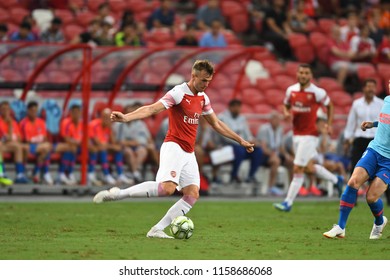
[54,9,75,25]
[376,63,390,91]
[261,60,285,76]
[256,78,277,92]
[353,91,363,100]
[109,0,128,13]
[318,18,336,34]
[274,75,296,91]
[329,91,353,107]
[264,89,285,107]
[0,0,20,9]
[288,33,308,49]
[241,104,254,114]
[221,0,246,18]
[253,50,276,62]
[0,8,10,22]
[356,64,377,81]
[241,88,263,100]
[284,61,300,78]
[253,103,273,115]
[317,77,343,92]
[0,69,23,81]
[230,12,250,34]
[76,11,97,27]
[309,32,328,51]
[87,0,106,12]
[293,44,315,63]
[10,7,29,25]
[63,24,84,41]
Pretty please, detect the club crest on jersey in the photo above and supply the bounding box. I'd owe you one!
[170,171,177,178]
[183,112,200,124]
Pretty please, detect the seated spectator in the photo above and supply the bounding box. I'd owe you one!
[327,25,355,87]
[337,0,363,17]
[114,103,158,182]
[97,19,115,46]
[147,0,176,30]
[0,24,8,42]
[41,17,65,43]
[96,2,115,27]
[59,104,85,185]
[199,20,227,48]
[218,99,263,183]
[340,12,360,43]
[71,19,101,46]
[377,28,390,63]
[176,25,198,46]
[196,0,225,31]
[256,111,289,195]
[367,5,385,46]
[88,108,131,185]
[9,22,36,42]
[349,24,376,63]
[19,101,53,185]
[289,0,318,18]
[0,142,13,186]
[119,9,146,37]
[287,0,310,34]
[0,101,29,183]
[246,0,269,34]
[115,24,144,47]
[261,0,293,59]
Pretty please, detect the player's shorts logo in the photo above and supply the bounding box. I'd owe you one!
[361,150,368,158]
[170,171,177,178]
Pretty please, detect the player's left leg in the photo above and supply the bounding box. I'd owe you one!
[35,142,53,185]
[149,184,199,239]
[366,177,388,239]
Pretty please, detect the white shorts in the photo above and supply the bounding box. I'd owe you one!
[293,135,319,167]
[156,141,200,190]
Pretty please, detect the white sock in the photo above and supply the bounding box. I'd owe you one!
[117,181,167,199]
[314,164,337,184]
[154,196,197,230]
[285,174,304,206]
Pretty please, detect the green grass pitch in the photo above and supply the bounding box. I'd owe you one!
[0,200,389,260]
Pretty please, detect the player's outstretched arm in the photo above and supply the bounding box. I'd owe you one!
[204,112,254,153]
[111,101,166,123]
[361,121,375,131]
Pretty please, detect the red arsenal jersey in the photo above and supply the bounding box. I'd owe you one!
[284,82,330,136]
[159,82,213,153]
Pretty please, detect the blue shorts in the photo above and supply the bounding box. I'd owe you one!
[29,143,38,155]
[356,148,390,187]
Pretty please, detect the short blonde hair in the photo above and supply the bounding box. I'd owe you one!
[192,60,214,76]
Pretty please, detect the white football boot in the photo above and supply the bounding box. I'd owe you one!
[104,174,117,185]
[369,216,387,240]
[43,173,54,185]
[88,172,103,186]
[323,224,345,239]
[146,226,174,239]
[93,187,120,203]
[117,174,134,185]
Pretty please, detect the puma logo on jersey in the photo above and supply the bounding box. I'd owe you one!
[184,98,191,104]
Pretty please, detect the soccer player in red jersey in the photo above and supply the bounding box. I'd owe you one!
[273,64,344,212]
[20,101,53,184]
[93,60,254,238]
[0,101,28,183]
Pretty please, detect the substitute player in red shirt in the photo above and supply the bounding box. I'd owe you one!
[273,64,344,212]
[20,101,53,184]
[94,60,254,238]
[0,101,29,183]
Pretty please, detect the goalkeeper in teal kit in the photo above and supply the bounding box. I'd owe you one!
[323,92,390,239]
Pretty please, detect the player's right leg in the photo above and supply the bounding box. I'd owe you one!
[366,176,389,239]
[323,153,372,238]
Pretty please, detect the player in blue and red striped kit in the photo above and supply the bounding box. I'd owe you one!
[323,89,390,239]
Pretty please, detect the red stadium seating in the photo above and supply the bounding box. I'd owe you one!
[87,0,106,12]
[356,64,377,81]
[274,75,296,91]
[230,13,249,34]
[253,104,273,115]
[318,18,336,34]
[76,10,97,27]
[0,8,10,22]
[54,9,75,25]
[284,61,300,78]
[329,91,353,107]
[0,0,20,9]
[9,7,29,25]
[221,0,246,18]
[317,77,343,92]
[109,0,128,13]
[63,24,84,41]
[256,78,277,92]
[309,32,328,51]
[262,60,286,76]
[293,44,315,63]
[264,89,285,107]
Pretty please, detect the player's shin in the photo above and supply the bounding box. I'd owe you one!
[285,173,304,206]
[154,195,197,230]
[368,198,384,225]
[314,164,337,184]
[338,186,358,229]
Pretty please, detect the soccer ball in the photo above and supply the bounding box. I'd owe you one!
[169,216,194,239]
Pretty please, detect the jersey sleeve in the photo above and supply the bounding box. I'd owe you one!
[202,94,214,115]
[315,87,330,106]
[159,87,184,109]
[284,86,292,106]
